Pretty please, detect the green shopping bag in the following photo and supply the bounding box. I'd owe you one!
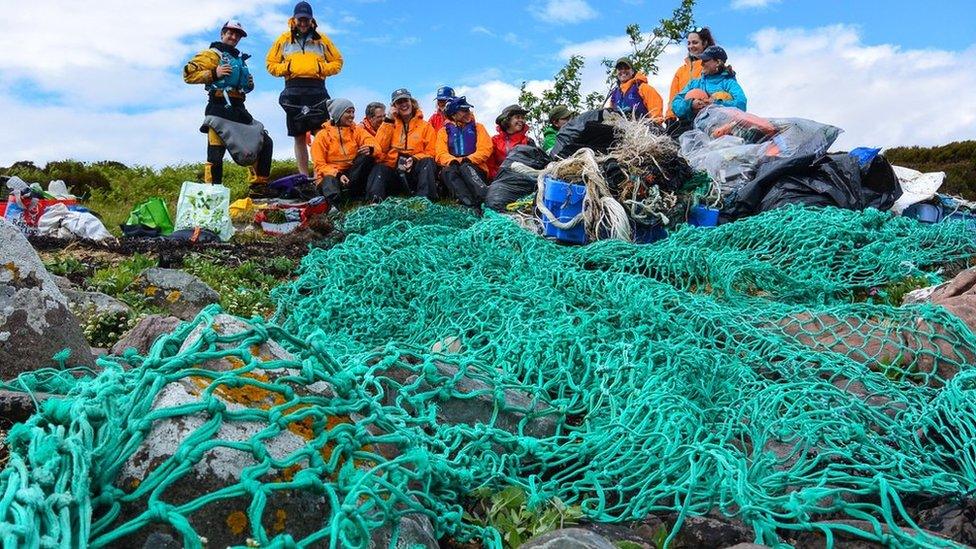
[125,197,174,235]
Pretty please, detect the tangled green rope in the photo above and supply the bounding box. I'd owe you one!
[2,199,976,548]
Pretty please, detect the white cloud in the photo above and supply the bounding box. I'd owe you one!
[471,26,495,36]
[530,0,598,24]
[731,0,781,9]
[455,80,551,128]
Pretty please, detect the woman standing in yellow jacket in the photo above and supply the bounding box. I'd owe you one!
[665,27,715,122]
[266,1,343,178]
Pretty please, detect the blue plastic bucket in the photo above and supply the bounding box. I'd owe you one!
[904,203,942,224]
[689,205,720,227]
[540,176,587,244]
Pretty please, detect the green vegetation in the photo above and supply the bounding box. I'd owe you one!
[183,254,296,318]
[2,159,300,236]
[464,487,583,548]
[885,140,976,199]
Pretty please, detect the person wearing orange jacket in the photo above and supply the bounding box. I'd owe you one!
[609,57,663,123]
[435,96,493,210]
[361,102,385,137]
[487,104,534,180]
[311,98,376,205]
[367,88,438,202]
[665,27,715,121]
[266,2,343,178]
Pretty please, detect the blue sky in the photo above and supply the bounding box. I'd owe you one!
[0,0,973,166]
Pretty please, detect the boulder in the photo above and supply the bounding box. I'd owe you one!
[0,217,94,377]
[129,268,219,320]
[522,528,616,549]
[64,288,132,318]
[667,515,753,548]
[916,498,976,547]
[112,314,435,548]
[919,268,976,334]
[110,314,182,356]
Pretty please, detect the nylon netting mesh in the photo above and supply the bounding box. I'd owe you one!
[2,198,976,548]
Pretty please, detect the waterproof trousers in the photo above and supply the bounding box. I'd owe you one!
[366,158,438,202]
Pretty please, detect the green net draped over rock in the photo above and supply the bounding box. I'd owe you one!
[2,198,976,548]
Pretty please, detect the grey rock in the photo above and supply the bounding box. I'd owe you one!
[381,360,559,439]
[130,268,219,320]
[916,499,976,547]
[0,389,52,423]
[723,544,771,549]
[110,314,182,356]
[113,314,434,548]
[64,288,132,318]
[0,217,94,377]
[670,516,752,548]
[522,528,616,549]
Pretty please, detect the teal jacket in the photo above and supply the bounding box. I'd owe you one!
[542,125,558,153]
[671,70,747,121]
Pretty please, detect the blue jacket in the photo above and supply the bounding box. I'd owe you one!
[671,70,747,121]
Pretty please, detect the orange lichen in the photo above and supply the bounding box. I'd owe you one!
[226,510,248,536]
[273,509,287,533]
[144,285,158,297]
[165,290,182,303]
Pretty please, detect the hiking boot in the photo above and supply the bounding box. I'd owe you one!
[248,183,275,199]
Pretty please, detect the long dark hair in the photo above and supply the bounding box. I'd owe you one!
[688,27,716,50]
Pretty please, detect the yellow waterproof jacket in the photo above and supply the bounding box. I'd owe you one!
[266,18,343,80]
[667,58,702,120]
[312,123,377,178]
[374,108,437,168]
[183,43,251,99]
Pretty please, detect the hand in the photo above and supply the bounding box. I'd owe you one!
[403,156,415,172]
[357,146,372,156]
[339,174,350,187]
[215,64,232,77]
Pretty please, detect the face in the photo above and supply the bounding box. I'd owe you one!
[295,17,312,32]
[701,58,721,75]
[687,33,705,56]
[367,106,385,128]
[339,107,355,127]
[436,99,448,113]
[616,65,635,83]
[553,116,571,129]
[453,110,474,124]
[394,98,413,117]
[507,114,526,133]
[220,29,243,47]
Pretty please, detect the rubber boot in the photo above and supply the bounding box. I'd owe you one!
[204,163,214,184]
[247,165,273,199]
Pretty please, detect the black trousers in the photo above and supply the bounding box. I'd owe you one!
[319,153,375,202]
[441,162,488,207]
[366,158,437,202]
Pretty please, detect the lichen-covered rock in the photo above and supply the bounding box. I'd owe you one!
[130,268,219,320]
[0,217,94,377]
[110,314,182,356]
[113,314,435,548]
[522,528,616,548]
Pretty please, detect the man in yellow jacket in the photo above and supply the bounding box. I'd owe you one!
[183,20,273,197]
[311,99,376,206]
[266,1,343,178]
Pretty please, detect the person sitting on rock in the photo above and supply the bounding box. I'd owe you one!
[435,96,493,211]
[671,46,747,134]
[368,88,438,202]
[428,85,456,131]
[361,102,385,137]
[183,20,274,197]
[311,99,376,208]
[542,105,573,153]
[609,57,664,124]
[487,104,534,180]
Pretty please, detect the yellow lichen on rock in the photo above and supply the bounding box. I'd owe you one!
[226,510,248,536]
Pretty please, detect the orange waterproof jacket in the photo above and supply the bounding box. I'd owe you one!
[311,123,377,178]
[667,58,702,120]
[374,108,437,168]
[266,18,343,81]
[610,72,663,121]
[360,117,379,137]
[434,119,493,174]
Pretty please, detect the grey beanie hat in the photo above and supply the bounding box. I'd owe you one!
[327,98,354,124]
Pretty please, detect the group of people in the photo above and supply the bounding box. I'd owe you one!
[183,4,747,211]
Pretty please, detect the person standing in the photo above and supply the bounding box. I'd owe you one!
[368,88,438,202]
[487,104,534,180]
[183,20,273,197]
[428,86,456,131]
[266,1,343,177]
[665,27,715,122]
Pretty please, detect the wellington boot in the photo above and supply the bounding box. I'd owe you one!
[204,163,214,184]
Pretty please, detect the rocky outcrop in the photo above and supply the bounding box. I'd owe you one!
[0,217,93,377]
[129,268,219,320]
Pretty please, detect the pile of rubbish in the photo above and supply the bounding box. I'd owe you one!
[3,200,976,547]
[1,176,113,241]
